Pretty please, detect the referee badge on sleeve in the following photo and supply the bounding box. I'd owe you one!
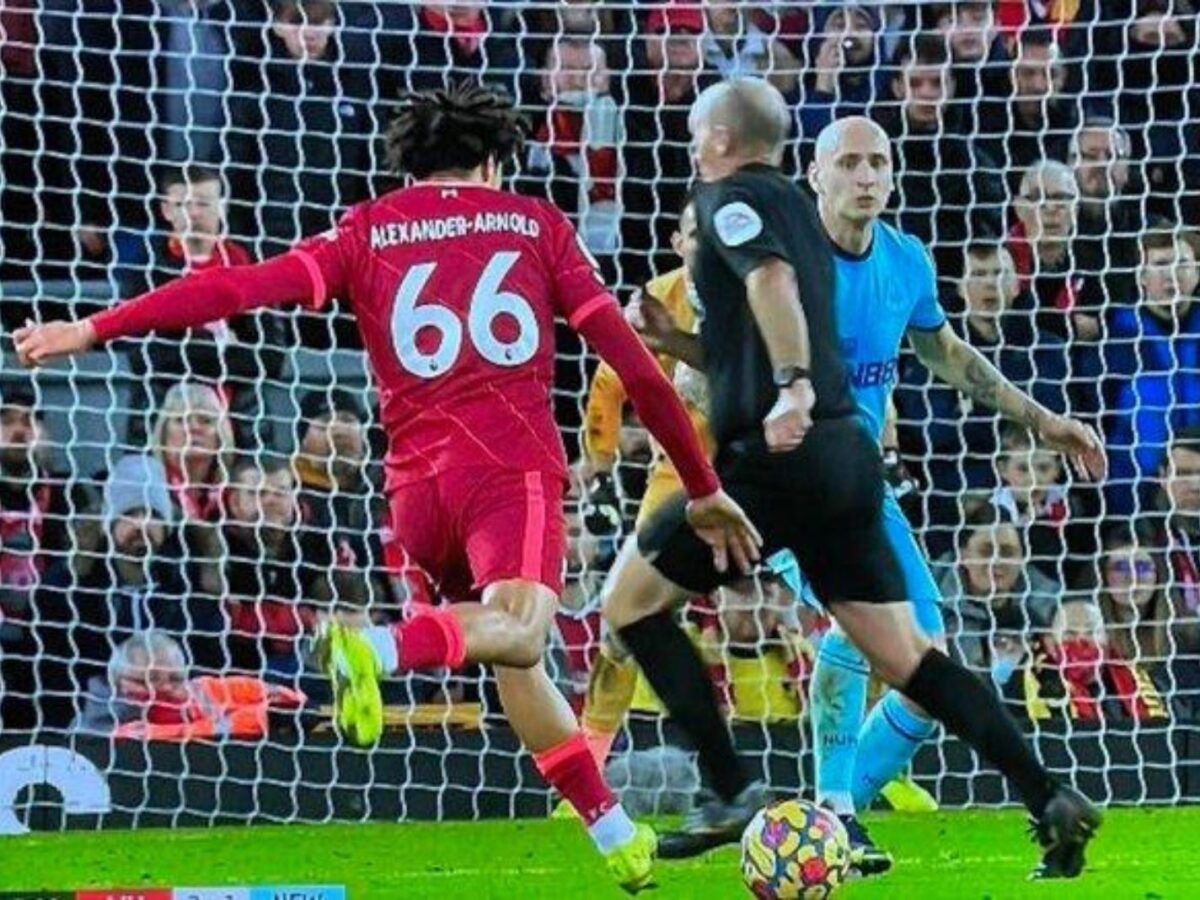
[713,201,763,247]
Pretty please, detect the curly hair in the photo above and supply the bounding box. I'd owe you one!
[385,81,528,180]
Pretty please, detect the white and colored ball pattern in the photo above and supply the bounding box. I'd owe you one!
[740,799,852,899]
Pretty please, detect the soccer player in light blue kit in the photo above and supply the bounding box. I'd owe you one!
[804,117,1106,874]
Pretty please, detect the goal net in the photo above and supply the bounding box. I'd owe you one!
[0,0,1198,832]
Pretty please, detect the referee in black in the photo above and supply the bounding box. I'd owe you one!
[601,77,1100,877]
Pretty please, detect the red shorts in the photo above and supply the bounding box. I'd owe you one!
[387,468,567,604]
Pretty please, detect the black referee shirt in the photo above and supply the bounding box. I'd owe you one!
[691,163,856,448]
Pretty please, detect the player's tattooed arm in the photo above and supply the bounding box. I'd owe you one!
[910,323,1107,481]
[908,324,1044,429]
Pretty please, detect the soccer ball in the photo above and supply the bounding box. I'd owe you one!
[740,799,851,899]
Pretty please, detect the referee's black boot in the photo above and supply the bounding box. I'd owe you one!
[837,813,894,878]
[657,781,769,859]
[1029,786,1103,879]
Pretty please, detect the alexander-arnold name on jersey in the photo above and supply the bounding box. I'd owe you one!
[371,212,541,250]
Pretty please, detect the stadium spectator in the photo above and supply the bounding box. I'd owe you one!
[119,166,285,447]
[700,1,800,96]
[622,4,717,285]
[0,382,81,728]
[1007,600,1173,723]
[150,381,235,644]
[152,382,234,524]
[1091,0,1200,224]
[230,0,374,259]
[701,563,814,724]
[922,0,1010,108]
[799,3,884,149]
[0,0,52,282]
[992,423,1095,586]
[1105,227,1200,515]
[0,383,77,601]
[407,1,519,97]
[979,27,1078,191]
[1070,117,1141,311]
[75,629,306,739]
[222,456,318,682]
[872,33,1005,280]
[1149,429,1200,658]
[1096,521,1173,665]
[35,455,185,728]
[520,34,622,260]
[294,389,386,608]
[155,0,258,165]
[1008,159,1103,345]
[896,241,1068,549]
[938,504,1060,687]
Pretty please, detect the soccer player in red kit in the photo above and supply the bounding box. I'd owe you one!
[16,83,761,892]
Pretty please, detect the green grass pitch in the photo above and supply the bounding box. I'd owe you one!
[4,807,1195,898]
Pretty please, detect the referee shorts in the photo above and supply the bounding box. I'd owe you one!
[638,416,910,609]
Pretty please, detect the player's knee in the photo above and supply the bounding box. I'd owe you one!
[877,631,933,689]
[483,580,556,668]
[509,627,548,668]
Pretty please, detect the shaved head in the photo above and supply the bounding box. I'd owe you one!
[813,116,890,168]
[689,77,791,172]
[809,116,894,243]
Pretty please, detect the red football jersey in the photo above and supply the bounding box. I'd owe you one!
[292,184,610,491]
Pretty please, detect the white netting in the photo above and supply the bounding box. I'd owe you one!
[0,0,1198,831]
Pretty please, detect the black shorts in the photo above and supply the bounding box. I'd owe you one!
[638,415,907,606]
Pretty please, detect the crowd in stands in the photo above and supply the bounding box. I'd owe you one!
[1,1,1200,740]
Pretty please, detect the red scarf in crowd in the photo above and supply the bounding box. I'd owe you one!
[1049,640,1168,722]
[532,112,618,203]
[1007,221,1083,312]
[165,461,223,523]
[420,6,487,58]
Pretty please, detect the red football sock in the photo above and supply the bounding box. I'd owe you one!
[391,608,468,672]
[534,732,617,827]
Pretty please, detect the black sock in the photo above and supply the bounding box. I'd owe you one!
[618,611,750,802]
[904,648,1057,818]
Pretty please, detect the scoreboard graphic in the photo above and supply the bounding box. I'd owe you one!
[0,888,347,899]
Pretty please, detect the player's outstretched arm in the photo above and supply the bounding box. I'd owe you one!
[15,252,320,368]
[908,323,1106,481]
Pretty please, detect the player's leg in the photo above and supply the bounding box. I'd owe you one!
[813,491,939,819]
[319,471,590,745]
[848,531,941,814]
[830,598,1102,879]
[468,579,653,892]
[605,492,770,858]
[798,420,1098,878]
[810,621,869,816]
[580,466,685,769]
[580,631,639,767]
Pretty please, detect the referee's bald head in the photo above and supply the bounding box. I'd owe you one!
[689,78,792,179]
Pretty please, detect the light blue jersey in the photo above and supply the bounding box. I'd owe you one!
[817,221,948,636]
[834,220,947,443]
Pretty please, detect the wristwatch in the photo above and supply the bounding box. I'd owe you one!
[773,365,811,388]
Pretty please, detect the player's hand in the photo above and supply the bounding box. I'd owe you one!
[625,289,675,352]
[582,471,622,536]
[763,381,815,453]
[882,448,918,499]
[13,319,96,368]
[1034,413,1107,482]
[686,489,763,574]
